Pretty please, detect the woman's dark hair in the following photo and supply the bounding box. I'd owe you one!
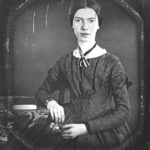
[69,0,102,26]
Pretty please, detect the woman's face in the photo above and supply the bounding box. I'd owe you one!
[72,8,100,43]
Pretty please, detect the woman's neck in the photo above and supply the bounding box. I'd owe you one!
[78,41,96,54]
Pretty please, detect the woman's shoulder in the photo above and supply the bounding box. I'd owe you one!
[106,53,126,72]
[99,52,125,72]
[104,52,121,63]
[53,52,73,70]
[57,52,72,64]
[102,52,123,66]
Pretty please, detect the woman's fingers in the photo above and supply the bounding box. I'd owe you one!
[59,107,65,123]
[50,108,54,121]
[47,100,65,123]
[61,124,73,138]
[63,124,72,129]
[61,109,65,123]
[49,105,65,123]
[53,108,59,123]
[55,107,65,123]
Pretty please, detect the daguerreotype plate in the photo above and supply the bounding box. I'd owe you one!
[0,0,145,149]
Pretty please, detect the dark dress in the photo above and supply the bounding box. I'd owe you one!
[34,52,134,150]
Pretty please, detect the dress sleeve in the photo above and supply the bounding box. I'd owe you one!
[35,60,68,106]
[87,58,130,133]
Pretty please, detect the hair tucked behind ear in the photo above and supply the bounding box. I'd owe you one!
[69,0,102,26]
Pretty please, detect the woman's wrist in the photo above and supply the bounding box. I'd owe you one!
[80,124,88,135]
[44,98,56,108]
[83,122,90,133]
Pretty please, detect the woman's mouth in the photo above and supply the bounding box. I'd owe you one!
[80,33,90,37]
[80,33,90,35]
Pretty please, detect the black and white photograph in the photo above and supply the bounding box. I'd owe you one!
[0,0,149,150]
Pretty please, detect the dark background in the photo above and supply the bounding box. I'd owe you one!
[0,0,150,149]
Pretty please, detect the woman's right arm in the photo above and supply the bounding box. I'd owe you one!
[35,61,67,123]
[36,63,58,104]
[35,60,67,105]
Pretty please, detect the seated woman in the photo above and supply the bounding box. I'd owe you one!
[9,0,134,150]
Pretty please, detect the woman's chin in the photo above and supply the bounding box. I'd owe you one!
[79,37,93,43]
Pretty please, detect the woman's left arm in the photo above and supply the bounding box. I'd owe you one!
[86,58,130,133]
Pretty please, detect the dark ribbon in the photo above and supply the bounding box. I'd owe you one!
[78,43,97,67]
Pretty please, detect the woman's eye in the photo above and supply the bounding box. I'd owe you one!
[74,18,81,23]
[89,19,95,23]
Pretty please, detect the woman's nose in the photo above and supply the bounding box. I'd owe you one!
[81,21,88,30]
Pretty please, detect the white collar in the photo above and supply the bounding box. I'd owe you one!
[73,45,107,59]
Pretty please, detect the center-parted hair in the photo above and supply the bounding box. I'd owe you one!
[69,0,102,26]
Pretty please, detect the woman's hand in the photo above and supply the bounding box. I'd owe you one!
[47,100,65,124]
[61,124,88,139]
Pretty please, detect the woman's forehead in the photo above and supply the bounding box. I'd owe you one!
[74,8,97,18]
